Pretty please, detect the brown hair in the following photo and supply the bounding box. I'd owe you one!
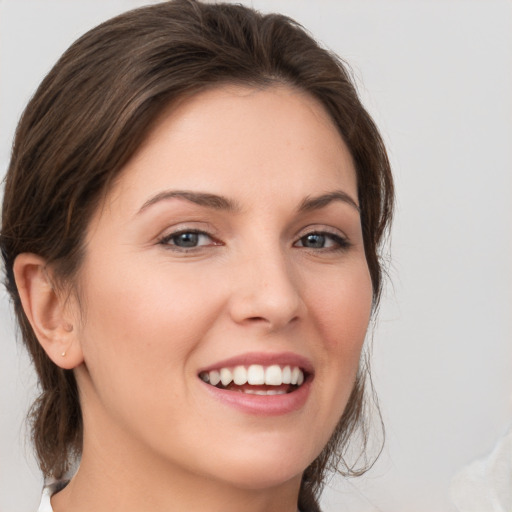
[0,1,393,509]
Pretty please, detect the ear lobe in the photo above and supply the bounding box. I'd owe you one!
[13,253,84,370]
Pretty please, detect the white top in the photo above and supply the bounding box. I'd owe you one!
[451,427,512,512]
[37,487,52,512]
[37,482,66,512]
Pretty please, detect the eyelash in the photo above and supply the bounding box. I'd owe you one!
[158,229,218,251]
[294,231,351,252]
[158,228,350,253]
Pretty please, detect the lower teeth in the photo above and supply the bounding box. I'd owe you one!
[241,389,287,395]
[212,384,298,394]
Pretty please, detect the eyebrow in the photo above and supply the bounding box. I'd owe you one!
[137,189,359,216]
[298,191,360,213]
[137,190,241,215]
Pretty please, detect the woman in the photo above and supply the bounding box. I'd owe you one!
[0,1,393,511]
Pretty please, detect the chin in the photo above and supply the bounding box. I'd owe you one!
[199,433,324,491]
[213,459,305,491]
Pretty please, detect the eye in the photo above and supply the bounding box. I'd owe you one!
[159,230,216,249]
[294,231,349,250]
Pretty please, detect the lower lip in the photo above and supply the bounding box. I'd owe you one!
[200,379,312,416]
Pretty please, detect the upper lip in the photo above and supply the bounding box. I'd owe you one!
[197,352,314,375]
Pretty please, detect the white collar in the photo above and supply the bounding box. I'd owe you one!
[38,481,69,512]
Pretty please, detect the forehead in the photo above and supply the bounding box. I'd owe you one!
[100,84,357,217]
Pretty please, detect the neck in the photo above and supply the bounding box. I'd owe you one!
[51,409,302,512]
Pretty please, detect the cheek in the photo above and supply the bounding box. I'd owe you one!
[73,259,232,451]
[82,254,212,332]
[305,260,373,423]
[311,261,373,355]
[75,259,225,398]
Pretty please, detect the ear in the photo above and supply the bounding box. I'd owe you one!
[13,253,84,369]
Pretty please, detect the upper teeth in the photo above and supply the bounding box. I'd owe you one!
[200,365,304,387]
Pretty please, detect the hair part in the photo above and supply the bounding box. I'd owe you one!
[1,0,393,507]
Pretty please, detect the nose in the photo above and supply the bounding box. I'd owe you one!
[228,246,304,332]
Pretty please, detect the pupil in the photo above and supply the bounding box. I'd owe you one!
[176,232,198,247]
[304,234,325,248]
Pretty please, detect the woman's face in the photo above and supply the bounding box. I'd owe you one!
[71,85,373,490]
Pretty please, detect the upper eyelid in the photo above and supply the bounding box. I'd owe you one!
[157,231,221,254]
[157,223,218,239]
[294,224,348,240]
[295,231,348,245]
[298,230,345,239]
[159,228,216,242]
[293,226,352,249]
[156,223,350,244]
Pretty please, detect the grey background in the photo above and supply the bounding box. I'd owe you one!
[1,1,511,511]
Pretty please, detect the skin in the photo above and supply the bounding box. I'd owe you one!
[15,85,373,512]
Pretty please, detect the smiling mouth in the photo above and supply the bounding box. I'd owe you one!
[199,364,306,395]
